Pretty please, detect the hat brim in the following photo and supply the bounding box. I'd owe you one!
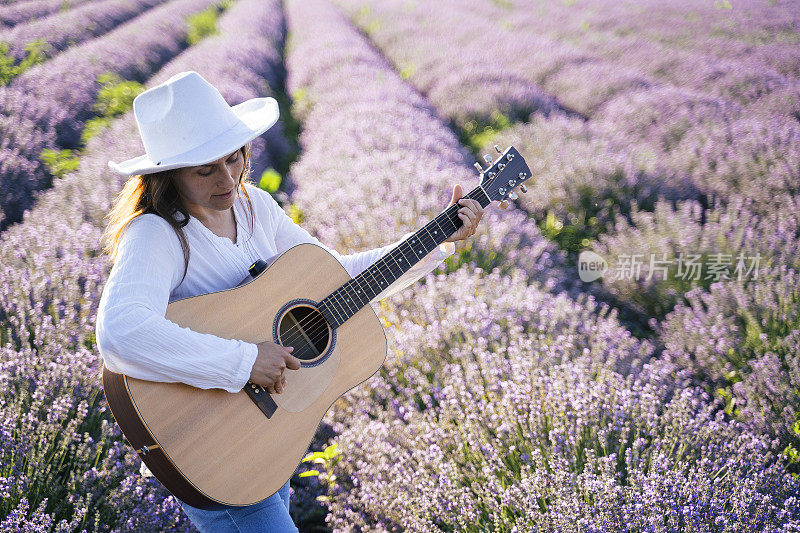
[107,97,280,176]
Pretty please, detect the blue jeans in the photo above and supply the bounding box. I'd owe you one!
[181,480,299,532]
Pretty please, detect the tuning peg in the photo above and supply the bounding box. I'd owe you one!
[473,162,483,174]
[494,144,502,154]
[483,154,492,164]
[520,184,528,193]
[509,191,518,200]
[498,200,509,209]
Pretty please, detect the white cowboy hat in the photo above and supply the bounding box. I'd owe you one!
[107,70,280,176]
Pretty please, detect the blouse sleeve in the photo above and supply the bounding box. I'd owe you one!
[95,215,258,393]
[261,189,455,304]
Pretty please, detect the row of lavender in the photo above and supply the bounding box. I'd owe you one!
[1,0,95,29]
[282,0,800,529]
[0,0,290,529]
[0,0,166,63]
[333,0,800,464]
[0,0,221,230]
[421,0,800,119]
[504,0,800,116]
[513,0,800,71]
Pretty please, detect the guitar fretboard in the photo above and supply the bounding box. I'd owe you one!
[318,185,492,328]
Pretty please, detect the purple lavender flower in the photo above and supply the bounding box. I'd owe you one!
[660,265,800,451]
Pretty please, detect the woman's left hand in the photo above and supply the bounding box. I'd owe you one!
[444,184,484,243]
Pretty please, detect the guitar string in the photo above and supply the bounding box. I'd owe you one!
[338,212,454,314]
[270,204,464,351]
[322,186,493,328]
[274,187,496,351]
[318,188,490,328]
[278,225,450,350]
[270,185,495,350]
[268,193,489,353]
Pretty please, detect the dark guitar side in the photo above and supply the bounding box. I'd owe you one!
[101,243,389,508]
[102,367,221,508]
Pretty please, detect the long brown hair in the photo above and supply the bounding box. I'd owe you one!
[102,142,256,285]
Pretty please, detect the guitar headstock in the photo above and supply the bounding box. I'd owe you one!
[474,145,530,208]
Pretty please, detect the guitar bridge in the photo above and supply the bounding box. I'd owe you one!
[244,382,278,419]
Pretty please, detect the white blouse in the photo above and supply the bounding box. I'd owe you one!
[95,183,454,394]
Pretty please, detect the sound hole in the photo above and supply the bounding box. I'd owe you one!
[277,305,331,363]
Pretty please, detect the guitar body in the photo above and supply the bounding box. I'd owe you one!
[102,243,388,509]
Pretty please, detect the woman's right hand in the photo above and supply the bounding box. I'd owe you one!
[249,341,302,394]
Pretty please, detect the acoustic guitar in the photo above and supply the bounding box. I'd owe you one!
[102,145,531,509]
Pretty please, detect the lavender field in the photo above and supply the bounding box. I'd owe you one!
[1,0,799,530]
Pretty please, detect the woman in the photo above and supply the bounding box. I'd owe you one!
[95,71,483,531]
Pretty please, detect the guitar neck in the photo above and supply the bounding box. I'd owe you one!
[319,185,492,328]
